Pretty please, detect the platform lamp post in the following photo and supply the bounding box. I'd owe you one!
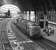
[44,15,48,32]
[35,10,38,24]
[26,11,30,34]
[34,10,36,23]
[44,15,46,29]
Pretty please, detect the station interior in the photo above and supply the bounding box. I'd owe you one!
[0,0,56,50]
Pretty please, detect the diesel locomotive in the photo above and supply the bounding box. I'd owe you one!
[14,18,42,39]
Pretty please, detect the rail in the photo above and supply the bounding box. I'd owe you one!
[48,21,56,25]
[0,30,13,50]
[3,44,5,50]
[31,37,56,50]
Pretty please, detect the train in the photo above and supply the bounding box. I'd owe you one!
[13,18,42,39]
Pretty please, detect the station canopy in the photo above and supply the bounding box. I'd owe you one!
[0,4,21,18]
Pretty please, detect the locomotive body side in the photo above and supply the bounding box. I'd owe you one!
[15,19,42,38]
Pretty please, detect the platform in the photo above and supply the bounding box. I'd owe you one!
[42,28,56,43]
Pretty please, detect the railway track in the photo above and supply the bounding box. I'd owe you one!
[0,20,13,50]
[32,37,56,50]
[12,19,56,50]
[0,30,13,50]
[14,22,56,50]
